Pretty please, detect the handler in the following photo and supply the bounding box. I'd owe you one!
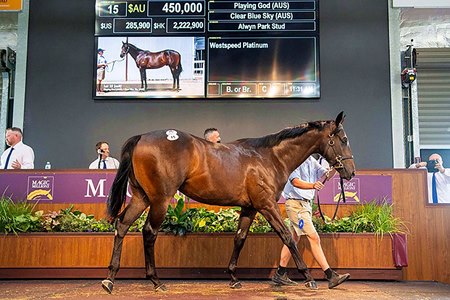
[272,155,350,289]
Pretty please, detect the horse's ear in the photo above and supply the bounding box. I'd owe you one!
[335,111,346,126]
[122,41,125,45]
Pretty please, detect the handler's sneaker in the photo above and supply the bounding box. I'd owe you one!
[271,272,298,286]
[327,271,350,289]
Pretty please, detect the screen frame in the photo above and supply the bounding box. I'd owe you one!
[93,0,321,100]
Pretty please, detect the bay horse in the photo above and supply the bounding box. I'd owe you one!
[120,42,183,91]
[102,112,355,294]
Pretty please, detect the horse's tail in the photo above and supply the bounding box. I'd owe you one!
[107,135,142,220]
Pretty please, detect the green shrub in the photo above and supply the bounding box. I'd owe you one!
[0,196,407,237]
[0,196,43,234]
[128,211,147,232]
[210,208,239,232]
[191,207,218,232]
[160,198,194,235]
[249,213,272,233]
[313,199,408,237]
[42,205,114,232]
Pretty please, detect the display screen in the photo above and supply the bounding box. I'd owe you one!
[94,0,320,99]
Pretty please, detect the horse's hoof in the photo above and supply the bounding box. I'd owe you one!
[229,281,242,289]
[101,279,114,294]
[155,283,167,292]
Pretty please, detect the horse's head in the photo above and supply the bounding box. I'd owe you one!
[320,112,356,180]
[120,42,129,58]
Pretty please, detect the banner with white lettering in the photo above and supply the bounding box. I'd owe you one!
[0,171,391,204]
[0,171,123,203]
[278,174,392,204]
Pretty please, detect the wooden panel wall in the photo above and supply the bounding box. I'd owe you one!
[358,169,450,284]
[32,169,450,284]
[0,233,393,269]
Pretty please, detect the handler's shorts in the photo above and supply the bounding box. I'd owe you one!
[285,199,317,237]
[97,68,105,80]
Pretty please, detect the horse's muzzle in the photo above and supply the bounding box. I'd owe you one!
[345,170,356,180]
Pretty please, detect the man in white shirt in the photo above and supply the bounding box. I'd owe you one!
[1,127,35,169]
[272,156,350,289]
[409,153,450,203]
[89,141,120,169]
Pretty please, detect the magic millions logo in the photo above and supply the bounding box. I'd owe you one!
[27,176,54,200]
[333,178,360,203]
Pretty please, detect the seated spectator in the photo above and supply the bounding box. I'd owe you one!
[0,127,34,169]
[409,153,450,203]
[89,141,119,169]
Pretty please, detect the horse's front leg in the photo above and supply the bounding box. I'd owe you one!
[139,68,145,90]
[142,200,170,291]
[102,198,148,294]
[257,203,316,285]
[143,69,148,91]
[228,206,257,289]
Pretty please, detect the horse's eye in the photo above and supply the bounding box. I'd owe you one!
[342,136,348,144]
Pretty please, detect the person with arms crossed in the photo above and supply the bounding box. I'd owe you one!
[204,128,221,143]
[409,153,450,203]
[0,127,34,169]
[272,155,350,289]
[89,141,119,169]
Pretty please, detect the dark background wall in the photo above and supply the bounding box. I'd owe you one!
[23,0,392,169]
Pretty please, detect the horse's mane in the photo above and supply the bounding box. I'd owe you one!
[237,120,332,148]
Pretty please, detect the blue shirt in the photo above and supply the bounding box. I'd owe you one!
[282,156,327,201]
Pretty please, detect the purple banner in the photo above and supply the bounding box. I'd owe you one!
[318,174,392,204]
[0,170,118,203]
[0,171,392,205]
[279,174,392,204]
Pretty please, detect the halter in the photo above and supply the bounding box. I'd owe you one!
[121,45,130,56]
[326,132,354,170]
[315,128,354,222]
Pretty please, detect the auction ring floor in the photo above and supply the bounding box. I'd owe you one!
[0,279,449,299]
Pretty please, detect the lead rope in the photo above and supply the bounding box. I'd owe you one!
[106,57,125,73]
[316,169,346,223]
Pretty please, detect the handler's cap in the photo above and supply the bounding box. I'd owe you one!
[98,48,105,52]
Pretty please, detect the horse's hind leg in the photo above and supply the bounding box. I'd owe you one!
[102,190,149,294]
[228,206,257,289]
[257,203,315,284]
[142,198,170,291]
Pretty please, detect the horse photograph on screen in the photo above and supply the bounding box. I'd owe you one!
[94,36,205,99]
[120,41,182,91]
